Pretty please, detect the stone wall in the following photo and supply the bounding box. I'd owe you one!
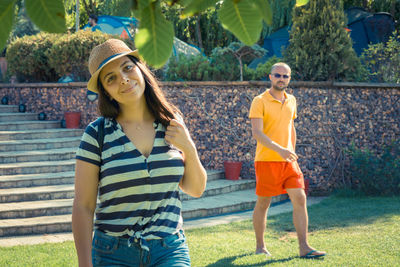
[1,81,399,195]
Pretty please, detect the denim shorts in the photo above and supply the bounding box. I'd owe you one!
[92,229,191,267]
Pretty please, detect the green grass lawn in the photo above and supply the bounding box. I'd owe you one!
[1,196,399,266]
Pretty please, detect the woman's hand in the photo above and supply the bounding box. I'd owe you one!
[165,119,196,156]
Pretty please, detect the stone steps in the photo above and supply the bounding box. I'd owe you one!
[0,113,37,122]
[0,171,75,188]
[0,108,267,240]
[0,105,18,113]
[0,170,228,203]
[0,129,83,141]
[0,121,61,130]
[0,148,77,163]
[0,137,81,152]
[0,178,263,237]
[0,159,76,175]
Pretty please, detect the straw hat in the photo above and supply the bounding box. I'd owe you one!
[88,39,140,93]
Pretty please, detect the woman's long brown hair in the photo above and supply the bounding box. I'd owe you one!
[97,55,180,127]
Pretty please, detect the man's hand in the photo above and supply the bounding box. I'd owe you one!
[278,147,298,162]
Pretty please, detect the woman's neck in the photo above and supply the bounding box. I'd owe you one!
[117,98,153,123]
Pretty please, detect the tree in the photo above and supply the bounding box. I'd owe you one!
[284,0,365,81]
[0,0,309,68]
[214,42,266,81]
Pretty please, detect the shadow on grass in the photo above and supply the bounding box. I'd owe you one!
[268,196,400,232]
[205,253,298,267]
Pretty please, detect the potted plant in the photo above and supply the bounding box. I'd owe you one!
[64,111,81,128]
[223,160,243,180]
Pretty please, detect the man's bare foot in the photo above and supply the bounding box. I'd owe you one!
[255,248,272,256]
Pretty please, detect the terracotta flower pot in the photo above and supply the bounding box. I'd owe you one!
[64,112,81,129]
[224,161,242,180]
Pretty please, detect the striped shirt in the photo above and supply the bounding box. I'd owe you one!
[76,117,184,242]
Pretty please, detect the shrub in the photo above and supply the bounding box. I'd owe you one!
[47,31,113,82]
[243,56,281,81]
[6,33,58,82]
[165,54,211,81]
[6,31,135,83]
[361,31,400,83]
[209,48,240,81]
[345,140,400,196]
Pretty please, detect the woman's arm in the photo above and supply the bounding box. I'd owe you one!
[165,119,207,198]
[72,160,99,267]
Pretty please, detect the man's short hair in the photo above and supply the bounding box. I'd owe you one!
[89,14,98,23]
[271,62,291,74]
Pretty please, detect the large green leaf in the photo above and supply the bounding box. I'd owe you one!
[255,0,272,25]
[25,0,66,33]
[0,0,16,50]
[181,0,218,18]
[135,2,174,68]
[218,0,263,45]
[132,0,152,19]
[296,0,310,7]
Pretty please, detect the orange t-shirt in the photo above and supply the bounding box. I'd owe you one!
[249,89,297,162]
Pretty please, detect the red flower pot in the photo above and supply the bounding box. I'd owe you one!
[64,112,81,129]
[224,161,242,180]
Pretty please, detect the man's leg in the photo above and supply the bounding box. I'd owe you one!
[286,188,325,257]
[253,196,272,255]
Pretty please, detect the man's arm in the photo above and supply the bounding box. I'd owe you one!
[251,118,298,162]
[292,121,296,152]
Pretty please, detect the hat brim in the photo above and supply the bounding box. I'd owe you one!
[87,50,140,93]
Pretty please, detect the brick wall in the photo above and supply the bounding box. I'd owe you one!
[1,81,399,195]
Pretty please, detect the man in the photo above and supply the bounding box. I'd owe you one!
[249,62,326,259]
[88,14,98,28]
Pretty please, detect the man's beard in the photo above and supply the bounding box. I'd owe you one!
[272,83,287,91]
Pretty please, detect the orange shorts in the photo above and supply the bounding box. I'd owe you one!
[254,161,304,197]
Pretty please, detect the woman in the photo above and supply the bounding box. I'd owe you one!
[72,39,207,267]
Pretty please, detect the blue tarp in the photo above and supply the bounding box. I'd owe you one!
[249,7,396,68]
[84,15,202,57]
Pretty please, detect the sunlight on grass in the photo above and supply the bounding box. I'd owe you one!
[0,196,399,266]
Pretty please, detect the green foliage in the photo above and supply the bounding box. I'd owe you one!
[361,31,400,83]
[10,6,39,39]
[243,56,281,80]
[165,47,275,81]
[213,42,267,81]
[1,0,310,68]
[163,3,238,56]
[261,0,295,40]
[284,0,365,81]
[6,32,58,82]
[0,0,16,51]
[135,2,174,68]
[345,140,400,196]
[25,0,66,33]
[47,30,112,82]
[218,0,263,45]
[6,30,131,82]
[209,47,240,81]
[165,54,212,81]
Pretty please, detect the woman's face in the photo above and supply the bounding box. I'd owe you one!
[99,56,146,105]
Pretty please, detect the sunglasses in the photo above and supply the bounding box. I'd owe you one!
[271,73,290,79]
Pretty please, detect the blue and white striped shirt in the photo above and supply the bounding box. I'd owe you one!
[76,117,184,242]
